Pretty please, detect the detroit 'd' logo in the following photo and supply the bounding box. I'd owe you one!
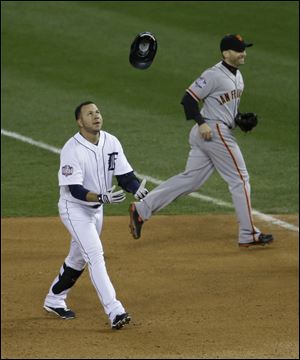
[108,152,118,171]
[62,165,73,176]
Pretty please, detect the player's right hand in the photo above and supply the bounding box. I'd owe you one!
[98,185,126,204]
[198,123,212,141]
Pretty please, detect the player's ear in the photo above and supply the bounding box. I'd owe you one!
[222,50,229,60]
[76,118,83,128]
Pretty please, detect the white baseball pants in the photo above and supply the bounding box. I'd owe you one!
[44,201,125,322]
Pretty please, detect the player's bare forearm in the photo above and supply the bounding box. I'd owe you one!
[86,192,99,202]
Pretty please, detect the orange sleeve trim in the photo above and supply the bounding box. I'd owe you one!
[216,124,256,240]
[186,88,202,102]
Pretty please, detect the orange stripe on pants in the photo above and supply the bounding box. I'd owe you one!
[216,124,255,241]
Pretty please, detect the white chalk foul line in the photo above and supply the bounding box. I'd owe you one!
[135,173,299,232]
[2,128,298,232]
[1,129,61,155]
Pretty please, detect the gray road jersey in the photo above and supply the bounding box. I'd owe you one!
[186,61,244,128]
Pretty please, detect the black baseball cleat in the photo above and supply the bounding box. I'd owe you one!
[111,313,131,330]
[239,233,274,248]
[129,203,144,239]
[43,305,75,319]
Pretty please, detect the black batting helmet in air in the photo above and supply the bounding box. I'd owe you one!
[129,32,158,70]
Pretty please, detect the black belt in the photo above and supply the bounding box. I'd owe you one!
[204,118,232,129]
[220,121,233,129]
[92,204,102,209]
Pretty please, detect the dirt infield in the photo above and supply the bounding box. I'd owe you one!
[1,214,299,359]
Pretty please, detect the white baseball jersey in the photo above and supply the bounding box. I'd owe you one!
[186,61,244,128]
[45,129,131,321]
[58,131,133,206]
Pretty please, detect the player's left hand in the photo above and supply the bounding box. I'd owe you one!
[134,178,149,200]
[98,185,126,204]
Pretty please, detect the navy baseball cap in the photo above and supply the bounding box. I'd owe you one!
[220,34,253,52]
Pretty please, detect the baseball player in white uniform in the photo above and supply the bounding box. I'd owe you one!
[129,34,274,248]
[44,101,148,330]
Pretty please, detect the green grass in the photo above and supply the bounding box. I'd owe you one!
[1,1,298,217]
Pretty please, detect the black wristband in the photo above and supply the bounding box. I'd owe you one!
[194,113,205,126]
[97,194,106,204]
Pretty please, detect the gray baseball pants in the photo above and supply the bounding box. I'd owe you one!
[135,122,260,244]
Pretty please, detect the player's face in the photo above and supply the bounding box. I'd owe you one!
[224,50,247,67]
[78,103,103,134]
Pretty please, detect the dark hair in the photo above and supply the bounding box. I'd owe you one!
[74,101,95,120]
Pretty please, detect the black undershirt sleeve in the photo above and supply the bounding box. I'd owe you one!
[180,92,205,125]
[68,184,89,201]
[116,171,140,194]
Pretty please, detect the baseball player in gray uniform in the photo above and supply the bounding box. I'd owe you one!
[44,101,148,330]
[129,34,273,248]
